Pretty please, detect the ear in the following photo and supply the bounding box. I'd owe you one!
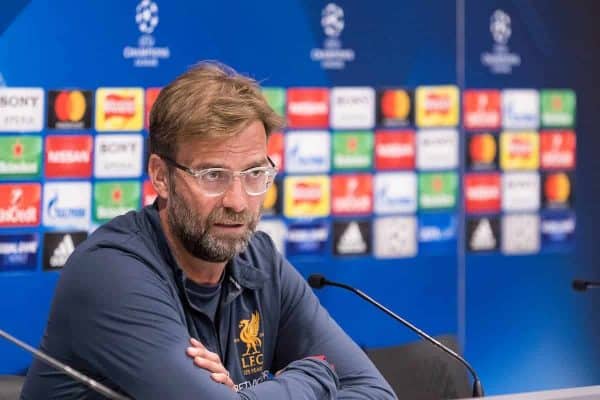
[148,154,170,200]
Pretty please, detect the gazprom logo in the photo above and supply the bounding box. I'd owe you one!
[46,193,86,219]
[285,131,330,173]
[42,182,91,229]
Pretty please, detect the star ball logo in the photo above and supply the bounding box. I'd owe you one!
[481,9,521,74]
[310,3,355,70]
[123,0,170,68]
[47,90,92,129]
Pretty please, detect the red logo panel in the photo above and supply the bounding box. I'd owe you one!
[375,130,415,170]
[464,173,501,213]
[331,174,373,215]
[540,130,576,170]
[463,90,501,130]
[0,183,41,227]
[267,132,284,171]
[286,88,329,128]
[145,88,161,130]
[45,135,93,178]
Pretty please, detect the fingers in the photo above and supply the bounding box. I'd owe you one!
[187,338,233,389]
[186,343,223,364]
[193,356,229,375]
[210,372,235,390]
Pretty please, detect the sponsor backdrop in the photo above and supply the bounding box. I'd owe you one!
[0,0,599,395]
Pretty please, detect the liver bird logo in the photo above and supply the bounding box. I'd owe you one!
[239,311,262,356]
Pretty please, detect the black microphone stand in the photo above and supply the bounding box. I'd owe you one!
[313,276,484,398]
[0,328,130,400]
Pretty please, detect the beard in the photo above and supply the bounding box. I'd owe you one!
[167,180,260,263]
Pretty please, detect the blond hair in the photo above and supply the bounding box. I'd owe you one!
[149,61,284,158]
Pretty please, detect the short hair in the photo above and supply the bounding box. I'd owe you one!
[149,60,284,159]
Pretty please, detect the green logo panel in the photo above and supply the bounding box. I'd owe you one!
[262,87,286,118]
[541,90,576,127]
[418,172,458,210]
[0,136,42,179]
[332,131,373,170]
[94,181,141,223]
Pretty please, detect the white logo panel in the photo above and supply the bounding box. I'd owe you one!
[330,87,375,129]
[285,131,330,173]
[94,134,143,177]
[0,88,44,132]
[257,219,287,255]
[502,172,540,211]
[43,182,91,229]
[416,129,458,170]
[502,90,539,129]
[374,216,417,258]
[374,172,417,214]
[502,214,540,254]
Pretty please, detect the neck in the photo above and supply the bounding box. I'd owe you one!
[158,204,226,286]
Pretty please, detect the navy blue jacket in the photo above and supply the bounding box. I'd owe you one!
[21,204,396,399]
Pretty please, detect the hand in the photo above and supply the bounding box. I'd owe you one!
[186,338,235,390]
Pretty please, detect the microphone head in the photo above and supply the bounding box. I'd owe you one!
[573,279,588,292]
[308,274,327,289]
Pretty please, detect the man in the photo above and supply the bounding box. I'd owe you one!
[21,62,396,399]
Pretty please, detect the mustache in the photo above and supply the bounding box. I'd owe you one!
[208,208,255,225]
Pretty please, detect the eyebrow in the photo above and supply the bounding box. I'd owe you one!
[190,158,269,171]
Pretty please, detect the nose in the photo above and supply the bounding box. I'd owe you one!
[221,176,248,213]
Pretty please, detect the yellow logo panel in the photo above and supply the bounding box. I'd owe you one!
[500,131,539,170]
[415,85,459,127]
[284,175,330,217]
[95,88,144,131]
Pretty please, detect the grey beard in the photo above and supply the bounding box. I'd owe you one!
[167,187,258,263]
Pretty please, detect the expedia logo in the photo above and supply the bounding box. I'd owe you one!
[235,311,264,376]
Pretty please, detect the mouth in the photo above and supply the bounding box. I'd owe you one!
[212,222,246,230]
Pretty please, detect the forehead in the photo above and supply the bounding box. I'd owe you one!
[177,121,268,167]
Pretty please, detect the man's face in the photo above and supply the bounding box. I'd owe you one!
[166,120,268,263]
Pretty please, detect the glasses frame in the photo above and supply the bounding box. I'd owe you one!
[159,154,278,197]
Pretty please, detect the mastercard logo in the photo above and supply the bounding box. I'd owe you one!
[469,134,496,164]
[545,173,570,203]
[381,90,410,120]
[54,91,87,122]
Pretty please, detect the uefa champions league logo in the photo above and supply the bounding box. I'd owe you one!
[123,0,170,67]
[481,9,520,74]
[136,0,159,34]
[310,2,355,70]
[321,3,344,38]
[490,9,511,45]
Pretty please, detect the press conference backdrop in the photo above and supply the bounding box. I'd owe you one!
[0,0,598,395]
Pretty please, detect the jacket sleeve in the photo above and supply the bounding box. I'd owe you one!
[30,244,339,400]
[272,249,398,400]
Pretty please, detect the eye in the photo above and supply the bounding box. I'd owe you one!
[203,170,227,181]
[247,169,265,179]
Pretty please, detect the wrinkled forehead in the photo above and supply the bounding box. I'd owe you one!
[176,122,268,168]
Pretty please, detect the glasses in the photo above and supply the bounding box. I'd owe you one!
[160,155,278,197]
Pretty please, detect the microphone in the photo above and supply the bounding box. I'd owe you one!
[573,279,600,291]
[0,328,130,400]
[308,274,484,398]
